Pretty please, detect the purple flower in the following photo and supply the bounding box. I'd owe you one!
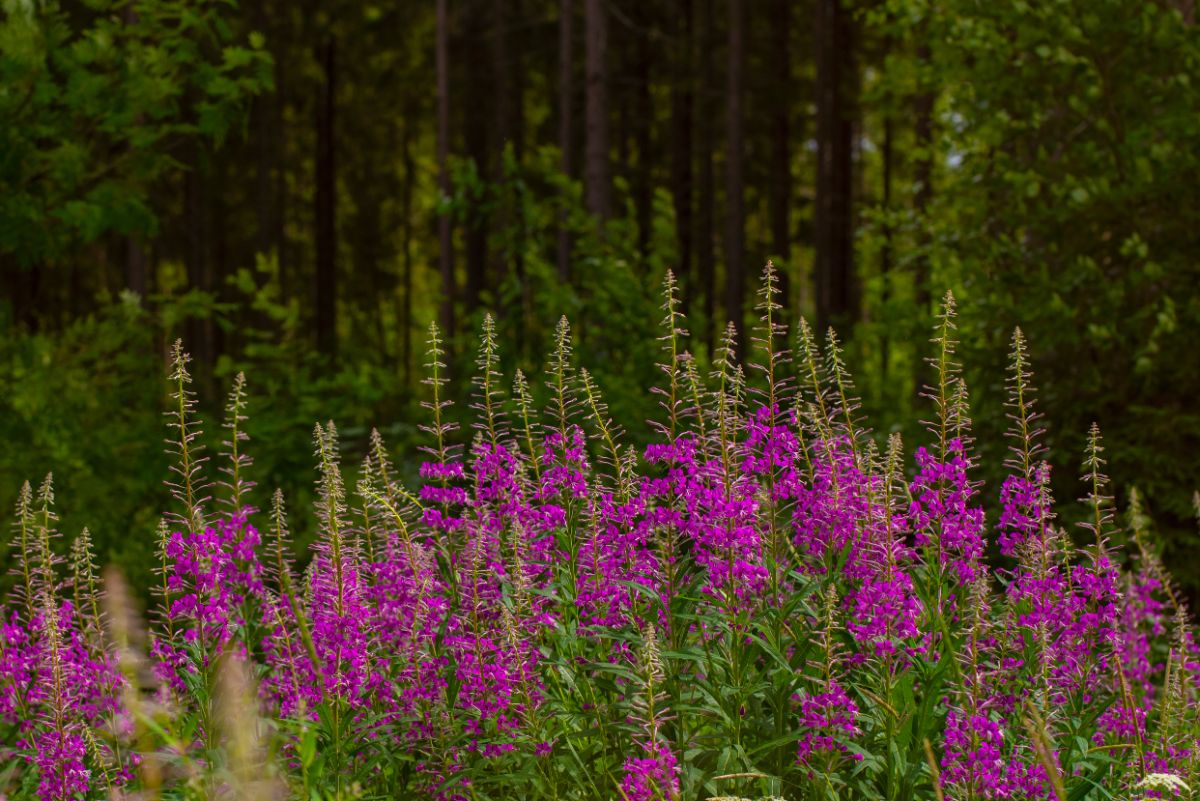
[796,678,861,766]
[909,439,986,584]
[620,740,680,801]
[31,726,90,801]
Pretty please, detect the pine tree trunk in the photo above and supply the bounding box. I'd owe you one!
[881,113,894,379]
[557,0,575,282]
[632,4,653,258]
[436,0,455,338]
[314,36,338,359]
[725,0,746,349]
[769,0,792,320]
[584,0,610,220]
[670,0,694,314]
[184,139,213,383]
[814,0,856,338]
[913,43,934,313]
[464,0,489,314]
[402,112,415,388]
[696,0,716,353]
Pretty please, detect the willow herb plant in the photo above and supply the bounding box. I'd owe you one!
[2,264,1199,801]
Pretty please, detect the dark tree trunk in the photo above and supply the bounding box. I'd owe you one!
[255,92,275,260]
[314,37,338,359]
[507,0,529,355]
[126,237,147,297]
[402,112,415,388]
[510,0,526,161]
[275,49,290,304]
[584,0,610,220]
[463,0,489,314]
[557,0,575,281]
[123,4,147,300]
[724,0,746,349]
[632,5,653,258]
[696,0,716,354]
[670,0,694,314]
[436,0,455,338]
[814,0,856,338]
[184,140,214,382]
[212,156,230,360]
[769,0,792,319]
[493,0,512,152]
[913,43,934,313]
[881,113,894,379]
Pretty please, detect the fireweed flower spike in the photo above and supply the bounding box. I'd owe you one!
[910,293,986,589]
[620,625,681,801]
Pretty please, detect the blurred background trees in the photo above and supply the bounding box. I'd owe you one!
[2,0,1199,594]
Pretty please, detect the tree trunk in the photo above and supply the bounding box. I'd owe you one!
[123,4,147,299]
[510,0,526,161]
[557,0,575,281]
[402,112,415,388]
[463,0,489,314]
[881,113,894,380]
[584,0,610,220]
[632,5,653,258]
[769,0,791,320]
[212,156,230,360]
[814,0,856,338]
[126,237,147,297]
[436,0,455,338]
[314,36,338,359]
[184,140,213,384]
[670,0,694,314]
[913,43,934,313]
[275,46,290,304]
[724,0,746,349]
[509,0,529,355]
[696,0,716,354]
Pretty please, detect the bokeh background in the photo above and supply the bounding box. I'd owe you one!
[2,0,1198,598]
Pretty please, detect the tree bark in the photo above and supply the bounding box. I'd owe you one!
[123,4,148,299]
[696,0,716,353]
[769,0,791,320]
[725,0,746,349]
[464,0,489,314]
[584,0,610,220]
[436,0,455,338]
[557,0,575,281]
[314,36,338,358]
[402,112,415,388]
[184,139,213,382]
[913,43,934,312]
[881,113,894,379]
[814,0,856,338]
[670,0,694,314]
[274,45,290,304]
[632,4,653,258]
[126,237,147,297]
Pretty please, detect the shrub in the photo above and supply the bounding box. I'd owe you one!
[1,265,1197,801]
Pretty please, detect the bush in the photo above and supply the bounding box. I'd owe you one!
[1,266,1197,801]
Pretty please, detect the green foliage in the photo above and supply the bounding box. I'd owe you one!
[0,154,671,592]
[858,0,1200,591]
[0,286,414,593]
[0,0,271,265]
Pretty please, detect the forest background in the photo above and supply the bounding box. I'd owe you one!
[2,0,1199,601]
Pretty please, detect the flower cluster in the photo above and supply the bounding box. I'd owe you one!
[3,285,1199,801]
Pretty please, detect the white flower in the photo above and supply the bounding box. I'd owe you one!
[1134,773,1191,797]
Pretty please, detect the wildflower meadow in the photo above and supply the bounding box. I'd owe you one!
[2,266,1197,801]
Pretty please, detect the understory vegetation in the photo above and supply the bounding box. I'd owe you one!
[2,267,1198,800]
